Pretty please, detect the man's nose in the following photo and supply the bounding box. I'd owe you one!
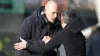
[54,13,57,18]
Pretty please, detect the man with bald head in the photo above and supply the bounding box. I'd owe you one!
[14,0,61,56]
[45,1,58,23]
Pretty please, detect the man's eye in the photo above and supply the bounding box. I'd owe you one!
[53,12,55,14]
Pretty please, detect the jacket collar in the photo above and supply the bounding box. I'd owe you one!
[64,17,81,33]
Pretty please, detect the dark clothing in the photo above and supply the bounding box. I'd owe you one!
[18,6,61,56]
[86,27,100,56]
[26,12,86,56]
[27,26,86,56]
[42,26,86,56]
[0,51,8,56]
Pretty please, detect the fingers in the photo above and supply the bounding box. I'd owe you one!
[46,36,51,40]
[44,37,51,44]
[14,43,22,50]
[14,41,27,50]
[42,36,51,41]
[14,43,20,46]
[14,37,27,50]
[14,45,21,50]
[14,42,24,50]
[42,36,48,41]
[42,36,52,44]
[20,37,25,42]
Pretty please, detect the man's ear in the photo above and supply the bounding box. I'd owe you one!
[61,16,64,24]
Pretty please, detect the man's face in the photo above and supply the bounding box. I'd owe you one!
[45,7,58,23]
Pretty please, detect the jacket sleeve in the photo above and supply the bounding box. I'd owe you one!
[26,31,62,54]
[19,17,32,41]
[18,17,44,53]
[26,40,45,54]
[42,31,63,53]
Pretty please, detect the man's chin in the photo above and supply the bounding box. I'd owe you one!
[51,21,54,23]
[49,21,54,23]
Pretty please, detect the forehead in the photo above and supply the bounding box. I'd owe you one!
[48,5,58,12]
[48,9,58,13]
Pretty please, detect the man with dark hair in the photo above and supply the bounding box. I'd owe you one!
[15,10,86,56]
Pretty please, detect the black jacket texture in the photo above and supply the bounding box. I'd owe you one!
[17,6,61,56]
[26,10,86,56]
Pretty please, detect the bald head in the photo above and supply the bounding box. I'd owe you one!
[44,0,58,23]
[45,0,58,10]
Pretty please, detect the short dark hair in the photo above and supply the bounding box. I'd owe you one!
[61,10,76,24]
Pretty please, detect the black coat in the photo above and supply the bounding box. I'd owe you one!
[26,11,86,56]
[86,27,100,56]
[0,51,8,56]
[18,6,61,56]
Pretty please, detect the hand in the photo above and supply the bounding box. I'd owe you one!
[42,36,52,44]
[14,37,27,50]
